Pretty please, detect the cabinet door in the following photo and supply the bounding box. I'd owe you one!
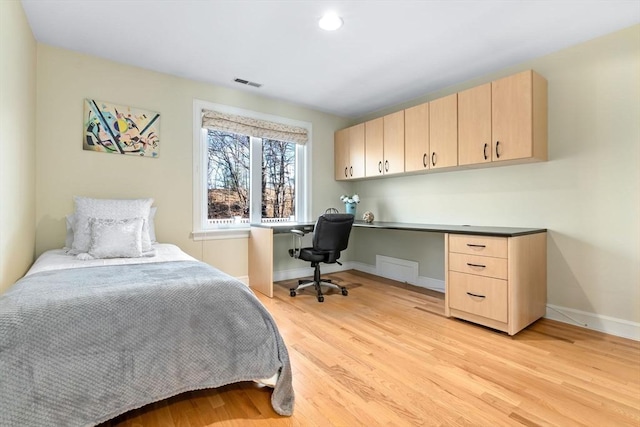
[429,93,458,169]
[405,103,429,172]
[365,117,384,177]
[334,127,350,180]
[383,110,405,175]
[492,70,533,162]
[458,83,492,166]
[349,123,365,179]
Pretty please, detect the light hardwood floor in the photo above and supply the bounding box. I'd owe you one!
[101,270,640,426]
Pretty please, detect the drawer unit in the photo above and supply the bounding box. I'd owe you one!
[445,232,547,336]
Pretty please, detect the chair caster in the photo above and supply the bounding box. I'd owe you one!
[317,296,324,302]
[341,287,348,296]
[290,289,297,297]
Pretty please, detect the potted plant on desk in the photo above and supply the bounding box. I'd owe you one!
[340,194,360,215]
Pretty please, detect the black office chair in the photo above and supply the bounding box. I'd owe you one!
[288,212,354,302]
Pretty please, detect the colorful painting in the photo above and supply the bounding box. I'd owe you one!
[83,99,160,157]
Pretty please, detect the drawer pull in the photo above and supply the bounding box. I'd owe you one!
[466,292,486,299]
[466,263,486,268]
[466,244,486,248]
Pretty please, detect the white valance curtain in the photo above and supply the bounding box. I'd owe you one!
[202,109,308,144]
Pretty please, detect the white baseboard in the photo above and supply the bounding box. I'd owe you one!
[545,304,639,341]
[274,261,445,292]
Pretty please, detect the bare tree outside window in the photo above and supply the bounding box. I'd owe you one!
[262,139,296,220]
[207,130,250,221]
[206,130,296,223]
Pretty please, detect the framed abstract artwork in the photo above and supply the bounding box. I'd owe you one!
[83,99,160,157]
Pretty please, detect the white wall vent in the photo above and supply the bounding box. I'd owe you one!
[376,255,418,285]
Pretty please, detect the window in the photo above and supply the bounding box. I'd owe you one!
[193,100,310,238]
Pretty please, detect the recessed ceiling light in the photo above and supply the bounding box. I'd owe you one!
[319,12,343,31]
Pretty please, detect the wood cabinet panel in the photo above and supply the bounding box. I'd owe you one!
[349,123,365,179]
[383,110,405,175]
[449,253,508,280]
[449,234,507,258]
[334,127,349,180]
[449,271,508,323]
[405,103,429,172]
[334,123,365,180]
[492,70,547,162]
[365,117,384,177]
[458,83,492,165]
[429,93,458,169]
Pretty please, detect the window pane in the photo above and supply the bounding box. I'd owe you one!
[262,139,296,222]
[206,130,250,223]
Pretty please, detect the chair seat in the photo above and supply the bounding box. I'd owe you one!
[297,247,329,263]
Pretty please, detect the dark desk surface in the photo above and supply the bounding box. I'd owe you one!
[251,222,315,234]
[252,221,545,237]
[352,221,546,237]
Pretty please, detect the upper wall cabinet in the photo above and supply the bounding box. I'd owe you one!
[334,123,365,180]
[405,103,429,172]
[334,69,547,181]
[365,111,405,177]
[429,93,458,169]
[491,70,548,163]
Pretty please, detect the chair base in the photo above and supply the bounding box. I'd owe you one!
[290,279,348,302]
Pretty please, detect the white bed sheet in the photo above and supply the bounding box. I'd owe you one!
[26,243,197,276]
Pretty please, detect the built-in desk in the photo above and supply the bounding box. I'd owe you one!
[352,220,545,237]
[248,220,547,335]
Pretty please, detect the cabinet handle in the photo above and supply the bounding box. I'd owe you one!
[349,166,353,177]
[431,152,436,166]
[466,292,486,299]
[423,153,427,167]
[483,143,488,160]
[344,167,348,178]
[466,263,486,269]
[384,160,389,172]
[495,141,501,159]
[466,244,486,248]
[378,161,382,173]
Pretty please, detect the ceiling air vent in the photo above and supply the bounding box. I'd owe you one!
[234,78,262,88]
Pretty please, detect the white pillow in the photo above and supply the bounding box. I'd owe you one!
[69,197,153,254]
[88,217,143,259]
[64,206,156,249]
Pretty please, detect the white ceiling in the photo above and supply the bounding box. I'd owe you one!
[20,0,640,118]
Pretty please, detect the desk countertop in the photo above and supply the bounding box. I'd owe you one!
[352,221,546,237]
[252,221,545,237]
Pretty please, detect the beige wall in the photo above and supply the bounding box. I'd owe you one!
[349,25,640,324]
[35,45,351,277]
[0,1,37,292]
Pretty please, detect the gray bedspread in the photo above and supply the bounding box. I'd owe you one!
[0,261,294,426]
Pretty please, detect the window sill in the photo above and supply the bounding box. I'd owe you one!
[191,228,250,241]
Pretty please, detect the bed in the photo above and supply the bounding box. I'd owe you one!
[0,198,294,426]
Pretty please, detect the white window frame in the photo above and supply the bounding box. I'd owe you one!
[192,99,311,240]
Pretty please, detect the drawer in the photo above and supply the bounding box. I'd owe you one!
[448,271,508,323]
[449,234,507,258]
[449,253,508,280]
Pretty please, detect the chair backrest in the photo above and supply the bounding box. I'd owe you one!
[312,213,354,263]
